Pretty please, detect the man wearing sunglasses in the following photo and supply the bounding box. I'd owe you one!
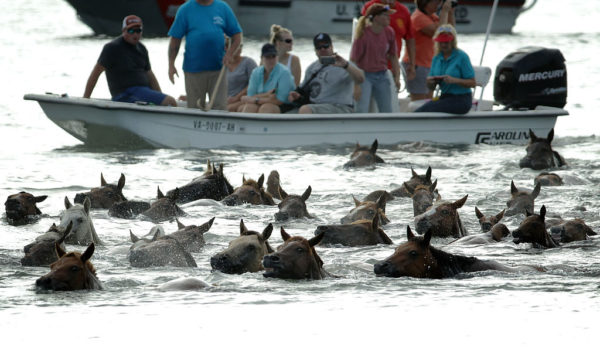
[84,15,176,106]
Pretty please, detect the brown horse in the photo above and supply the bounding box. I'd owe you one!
[74,173,127,209]
[263,228,328,280]
[390,166,434,198]
[315,215,392,247]
[108,200,151,219]
[210,220,274,274]
[534,172,563,186]
[221,174,275,206]
[475,207,505,232]
[414,195,468,238]
[549,218,597,243]
[274,185,313,221]
[362,190,395,203]
[405,180,439,216]
[343,139,384,168]
[374,226,533,278]
[519,128,566,170]
[35,242,103,290]
[512,205,559,248]
[5,191,47,224]
[167,161,234,204]
[169,217,215,252]
[505,180,541,216]
[141,187,186,222]
[21,222,71,267]
[340,194,389,225]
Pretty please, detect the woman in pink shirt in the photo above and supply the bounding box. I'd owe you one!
[402,0,455,101]
[351,4,400,113]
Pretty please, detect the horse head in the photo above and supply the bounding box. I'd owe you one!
[74,173,127,209]
[343,139,384,168]
[5,191,47,223]
[274,185,312,221]
[263,228,326,280]
[414,195,468,238]
[35,241,101,290]
[519,129,565,170]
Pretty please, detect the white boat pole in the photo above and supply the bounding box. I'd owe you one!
[479,0,500,65]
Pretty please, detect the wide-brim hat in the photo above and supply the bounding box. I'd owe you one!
[365,3,396,18]
[122,15,143,30]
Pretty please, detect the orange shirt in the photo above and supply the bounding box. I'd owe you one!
[402,9,438,68]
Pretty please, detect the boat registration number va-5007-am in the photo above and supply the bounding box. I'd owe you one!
[193,120,236,133]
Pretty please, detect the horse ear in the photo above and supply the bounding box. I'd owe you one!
[371,213,380,231]
[370,139,378,154]
[257,174,265,188]
[278,186,289,200]
[198,217,215,234]
[531,182,541,199]
[352,195,361,207]
[525,209,532,216]
[475,207,484,219]
[130,230,140,243]
[81,243,95,263]
[118,173,126,190]
[240,219,248,235]
[539,205,546,221]
[280,227,291,241]
[176,218,185,230]
[375,194,386,212]
[100,173,107,186]
[510,180,518,195]
[496,209,505,221]
[301,186,312,202]
[425,166,432,181]
[452,195,468,209]
[309,232,324,247]
[423,228,433,247]
[429,179,437,192]
[83,197,91,214]
[529,129,538,142]
[55,241,66,258]
[35,195,48,203]
[59,221,73,244]
[218,164,224,176]
[261,223,273,241]
[404,181,415,196]
[157,186,164,199]
[411,167,418,177]
[64,196,72,209]
[547,128,554,143]
[242,175,246,183]
[406,226,415,240]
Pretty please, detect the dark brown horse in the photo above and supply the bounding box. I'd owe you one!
[210,220,274,274]
[414,195,468,238]
[35,242,103,290]
[221,174,275,206]
[315,215,392,247]
[534,172,563,186]
[274,185,313,221]
[21,222,71,267]
[263,228,328,280]
[475,207,505,232]
[505,180,541,216]
[512,205,559,248]
[343,139,384,168]
[167,161,234,204]
[519,128,566,170]
[5,191,47,224]
[390,166,434,198]
[374,226,534,278]
[169,217,215,252]
[549,218,597,243]
[74,173,127,209]
[108,200,151,219]
[141,187,186,222]
[362,190,395,203]
[405,180,439,216]
[340,194,389,225]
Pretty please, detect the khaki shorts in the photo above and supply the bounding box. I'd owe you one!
[184,70,227,110]
[306,103,354,114]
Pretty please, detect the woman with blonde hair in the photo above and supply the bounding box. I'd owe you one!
[415,24,475,114]
[270,24,301,86]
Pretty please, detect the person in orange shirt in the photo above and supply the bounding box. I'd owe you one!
[402,0,455,101]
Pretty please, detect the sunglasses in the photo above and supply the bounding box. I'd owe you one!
[315,43,330,50]
[263,54,277,59]
[127,28,142,34]
[281,38,293,44]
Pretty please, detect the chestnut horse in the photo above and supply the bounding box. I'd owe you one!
[21,222,71,267]
[167,161,234,204]
[343,139,384,168]
[74,173,127,209]
[475,207,505,232]
[340,194,389,225]
[35,242,103,290]
[549,218,597,243]
[505,180,541,216]
[534,172,563,186]
[512,205,559,248]
[221,174,275,206]
[519,128,566,170]
[263,228,328,280]
[141,187,186,222]
[405,180,439,217]
[5,191,47,224]
[210,220,274,274]
[414,195,468,238]
[274,185,313,221]
[315,215,392,247]
[374,226,534,278]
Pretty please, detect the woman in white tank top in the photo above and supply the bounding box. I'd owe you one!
[270,24,301,86]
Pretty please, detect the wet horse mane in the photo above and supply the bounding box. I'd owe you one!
[427,245,480,278]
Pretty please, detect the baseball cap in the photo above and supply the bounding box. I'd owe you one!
[313,33,332,49]
[122,15,143,30]
[261,43,278,57]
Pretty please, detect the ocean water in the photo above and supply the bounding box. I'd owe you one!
[1,0,599,348]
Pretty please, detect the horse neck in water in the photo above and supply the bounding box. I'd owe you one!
[35,242,102,290]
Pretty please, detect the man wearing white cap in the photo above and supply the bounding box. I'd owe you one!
[84,15,176,106]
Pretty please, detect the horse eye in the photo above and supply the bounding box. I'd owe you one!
[296,247,304,253]
[246,245,256,251]
[70,266,79,272]
[409,250,418,257]
[77,218,84,223]
[441,209,450,215]
[367,209,374,215]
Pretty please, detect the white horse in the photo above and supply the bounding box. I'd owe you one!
[61,196,101,245]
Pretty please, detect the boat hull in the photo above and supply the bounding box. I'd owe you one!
[24,94,566,149]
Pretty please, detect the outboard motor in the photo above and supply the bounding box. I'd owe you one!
[494,47,567,109]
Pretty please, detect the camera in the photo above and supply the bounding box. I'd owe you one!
[451,0,458,8]
[319,56,336,66]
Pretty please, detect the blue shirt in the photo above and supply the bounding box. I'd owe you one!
[247,63,296,103]
[168,0,242,72]
[430,48,475,95]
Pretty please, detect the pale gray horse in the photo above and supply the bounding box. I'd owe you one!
[61,197,101,245]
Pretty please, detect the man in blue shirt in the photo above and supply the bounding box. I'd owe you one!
[168,0,243,110]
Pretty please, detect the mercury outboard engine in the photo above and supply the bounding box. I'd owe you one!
[494,47,567,109]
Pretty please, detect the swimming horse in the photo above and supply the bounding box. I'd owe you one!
[519,128,566,170]
[4,191,48,224]
[35,242,103,290]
